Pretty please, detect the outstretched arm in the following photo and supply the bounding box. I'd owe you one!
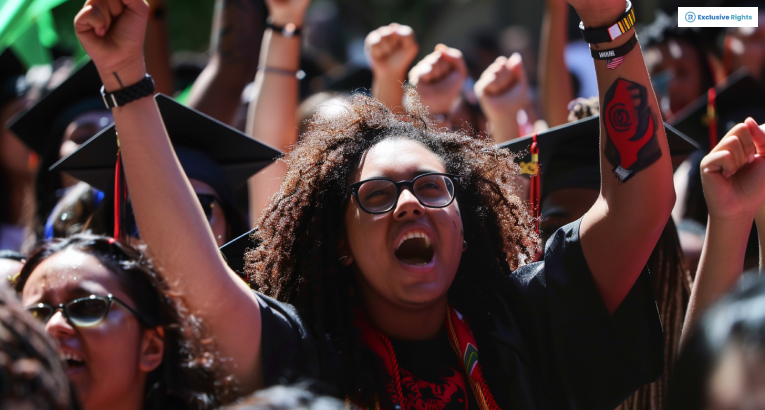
[539,0,574,127]
[572,0,676,313]
[366,23,419,114]
[474,53,530,143]
[247,0,309,224]
[74,0,264,391]
[185,0,265,125]
[681,119,765,345]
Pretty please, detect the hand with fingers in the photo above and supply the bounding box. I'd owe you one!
[266,0,311,26]
[366,23,419,111]
[408,44,468,119]
[474,53,530,142]
[75,0,150,91]
[701,118,765,222]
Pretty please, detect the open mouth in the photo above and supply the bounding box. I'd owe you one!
[60,352,85,370]
[395,231,435,266]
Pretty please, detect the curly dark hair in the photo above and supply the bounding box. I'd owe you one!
[245,89,537,405]
[13,234,234,409]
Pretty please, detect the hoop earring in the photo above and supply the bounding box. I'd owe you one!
[339,255,348,263]
[462,240,468,252]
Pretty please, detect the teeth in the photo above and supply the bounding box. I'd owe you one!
[59,352,84,363]
[396,230,432,250]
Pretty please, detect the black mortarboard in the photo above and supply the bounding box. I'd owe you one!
[499,115,699,202]
[220,228,258,278]
[7,60,104,155]
[0,49,29,108]
[669,69,765,150]
[51,93,282,209]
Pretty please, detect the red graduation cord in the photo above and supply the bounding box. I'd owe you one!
[707,87,718,150]
[529,133,540,235]
[113,150,127,241]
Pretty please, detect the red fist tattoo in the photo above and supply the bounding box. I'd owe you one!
[603,78,661,182]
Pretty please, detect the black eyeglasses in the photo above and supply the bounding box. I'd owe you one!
[347,172,459,214]
[25,294,153,328]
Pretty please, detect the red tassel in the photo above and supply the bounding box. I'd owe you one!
[113,150,127,241]
[529,133,540,235]
[707,87,718,150]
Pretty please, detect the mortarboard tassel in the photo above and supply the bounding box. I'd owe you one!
[707,87,717,150]
[529,133,540,235]
[113,143,128,241]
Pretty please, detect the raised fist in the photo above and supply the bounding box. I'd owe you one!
[365,23,419,80]
[74,0,149,90]
[474,53,530,123]
[265,0,311,26]
[408,44,467,116]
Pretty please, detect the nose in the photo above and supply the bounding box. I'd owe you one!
[393,187,425,220]
[45,310,75,339]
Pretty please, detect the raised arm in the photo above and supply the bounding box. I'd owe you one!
[408,44,467,129]
[539,0,574,127]
[474,53,530,143]
[185,0,264,125]
[681,119,765,345]
[572,0,675,313]
[74,0,264,391]
[247,0,309,223]
[366,23,419,114]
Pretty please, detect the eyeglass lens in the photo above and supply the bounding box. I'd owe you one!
[27,297,111,327]
[357,174,455,213]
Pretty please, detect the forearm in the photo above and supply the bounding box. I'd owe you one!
[143,0,173,95]
[109,93,263,389]
[580,4,675,313]
[372,73,407,114]
[538,2,573,127]
[682,216,751,344]
[186,0,264,125]
[485,109,521,143]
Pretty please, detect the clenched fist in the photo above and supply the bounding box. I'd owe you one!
[75,0,149,91]
[408,44,467,116]
[366,23,419,80]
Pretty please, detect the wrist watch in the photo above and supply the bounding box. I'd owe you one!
[100,74,156,109]
[266,17,302,38]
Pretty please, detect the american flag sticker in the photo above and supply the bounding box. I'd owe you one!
[606,57,625,69]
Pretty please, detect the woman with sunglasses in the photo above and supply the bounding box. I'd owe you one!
[74,0,674,407]
[14,234,227,409]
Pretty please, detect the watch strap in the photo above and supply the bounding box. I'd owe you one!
[579,0,635,43]
[590,32,638,60]
[101,74,155,109]
[265,17,302,38]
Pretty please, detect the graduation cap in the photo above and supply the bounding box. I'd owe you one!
[499,114,699,207]
[669,69,765,150]
[220,228,259,278]
[51,93,282,238]
[0,48,29,108]
[7,60,104,156]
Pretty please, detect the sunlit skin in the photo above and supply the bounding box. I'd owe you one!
[645,40,706,118]
[343,139,464,340]
[59,110,113,188]
[21,250,162,410]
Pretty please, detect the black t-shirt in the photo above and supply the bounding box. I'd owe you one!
[387,328,479,410]
[256,218,664,409]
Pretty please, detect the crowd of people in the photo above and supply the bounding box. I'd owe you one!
[2,0,765,408]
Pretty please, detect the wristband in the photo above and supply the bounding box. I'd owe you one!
[590,32,638,60]
[257,66,306,80]
[266,17,302,38]
[579,0,635,44]
[101,74,155,109]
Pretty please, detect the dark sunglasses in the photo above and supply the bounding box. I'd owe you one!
[25,294,153,328]
[347,172,459,214]
[127,193,219,238]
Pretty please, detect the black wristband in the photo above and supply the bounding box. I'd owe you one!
[590,32,638,60]
[579,0,635,44]
[265,17,302,38]
[101,74,155,109]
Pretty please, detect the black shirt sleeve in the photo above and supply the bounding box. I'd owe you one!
[509,217,664,409]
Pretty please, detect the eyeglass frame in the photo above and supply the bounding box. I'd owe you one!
[24,294,154,328]
[346,172,460,215]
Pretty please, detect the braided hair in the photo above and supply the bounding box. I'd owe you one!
[245,89,537,405]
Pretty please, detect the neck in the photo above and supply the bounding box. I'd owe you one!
[359,284,448,340]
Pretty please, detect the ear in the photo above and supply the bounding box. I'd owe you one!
[337,233,354,267]
[138,326,165,373]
